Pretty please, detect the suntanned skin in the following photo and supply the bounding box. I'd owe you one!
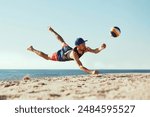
[27,27,106,75]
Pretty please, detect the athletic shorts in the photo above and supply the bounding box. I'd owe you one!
[50,52,58,61]
[51,45,73,61]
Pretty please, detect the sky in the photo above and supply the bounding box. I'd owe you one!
[0,0,150,69]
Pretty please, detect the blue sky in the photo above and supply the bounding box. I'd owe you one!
[0,0,150,69]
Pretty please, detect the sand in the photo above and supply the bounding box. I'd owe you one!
[0,73,150,100]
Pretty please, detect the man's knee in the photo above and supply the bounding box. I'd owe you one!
[61,42,68,47]
[57,35,65,42]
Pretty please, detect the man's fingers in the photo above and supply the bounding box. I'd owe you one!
[92,70,99,75]
[102,43,106,48]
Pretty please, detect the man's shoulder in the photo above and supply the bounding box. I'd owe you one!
[85,46,91,52]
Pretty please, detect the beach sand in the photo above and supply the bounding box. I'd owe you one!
[0,73,150,100]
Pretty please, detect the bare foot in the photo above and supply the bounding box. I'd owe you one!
[27,46,34,52]
[48,26,54,32]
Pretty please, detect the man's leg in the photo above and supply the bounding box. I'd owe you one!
[48,27,68,47]
[27,46,50,60]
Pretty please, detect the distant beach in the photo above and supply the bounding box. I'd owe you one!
[0,73,150,100]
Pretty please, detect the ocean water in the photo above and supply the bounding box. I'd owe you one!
[0,69,150,80]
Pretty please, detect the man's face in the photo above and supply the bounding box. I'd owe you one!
[78,43,86,51]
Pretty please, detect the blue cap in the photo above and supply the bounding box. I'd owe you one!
[75,38,87,46]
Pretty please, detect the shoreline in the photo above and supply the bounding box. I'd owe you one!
[0,73,150,100]
[1,69,150,81]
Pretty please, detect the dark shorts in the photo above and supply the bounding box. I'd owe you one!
[51,45,73,61]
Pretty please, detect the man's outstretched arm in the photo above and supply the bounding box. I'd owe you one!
[87,43,106,54]
[72,52,98,74]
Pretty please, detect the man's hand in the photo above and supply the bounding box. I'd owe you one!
[91,70,99,75]
[101,43,106,50]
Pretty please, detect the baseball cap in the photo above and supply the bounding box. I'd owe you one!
[75,38,88,46]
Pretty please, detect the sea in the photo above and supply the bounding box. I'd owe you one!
[0,69,150,80]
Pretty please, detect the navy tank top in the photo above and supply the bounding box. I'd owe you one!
[57,46,84,61]
[73,47,84,58]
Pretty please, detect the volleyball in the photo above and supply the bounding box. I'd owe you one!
[110,26,121,37]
